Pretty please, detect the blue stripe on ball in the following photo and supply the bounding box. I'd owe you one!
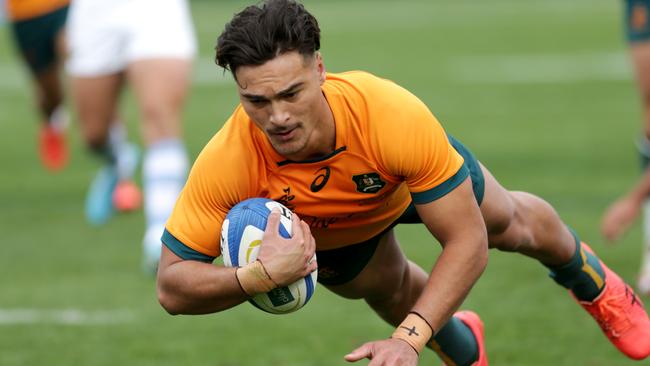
[304,274,314,302]
[226,198,276,267]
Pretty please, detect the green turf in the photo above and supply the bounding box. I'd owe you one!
[0,0,648,365]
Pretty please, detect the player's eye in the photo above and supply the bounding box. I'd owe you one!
[249,98,268,106]
[283,91,299,100]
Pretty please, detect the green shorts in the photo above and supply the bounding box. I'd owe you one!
[625,0,650,43]
[317,136,485,286]
[11,5,69,75]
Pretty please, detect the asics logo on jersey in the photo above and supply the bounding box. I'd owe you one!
[310,166,331,192]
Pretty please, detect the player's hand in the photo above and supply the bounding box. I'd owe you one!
[344,338,418,366]
[601,196,641,242]
[257,209,317,286]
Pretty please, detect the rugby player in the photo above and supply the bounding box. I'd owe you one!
[158,1,650,364]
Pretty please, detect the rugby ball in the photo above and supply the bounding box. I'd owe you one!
[220,198,317,314]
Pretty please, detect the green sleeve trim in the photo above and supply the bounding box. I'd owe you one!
[410,165,469,204]
[162,229,215,263]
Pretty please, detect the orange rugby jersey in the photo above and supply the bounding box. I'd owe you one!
[6,0,69,21]
[164,71,467,259]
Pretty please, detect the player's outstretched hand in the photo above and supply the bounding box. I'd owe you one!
[344,338,418,366]
[601,196,641,243]
[257,209,317,286]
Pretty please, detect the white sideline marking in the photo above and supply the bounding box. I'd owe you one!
[0,51,632,92]
[0,57,234,91]
[448,51,633,84]
[0,309,135,325]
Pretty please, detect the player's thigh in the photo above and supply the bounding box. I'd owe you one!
[126,59,192,108]
[126,60,190,144]
[124,0,195,144]
[323,229,408,300]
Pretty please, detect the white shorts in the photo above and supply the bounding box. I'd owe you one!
[66,0,197,76]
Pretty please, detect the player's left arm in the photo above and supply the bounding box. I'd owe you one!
[368,78,489,331]
[411,176,488,331]
[345,178,487,364]
[346,75,488,363]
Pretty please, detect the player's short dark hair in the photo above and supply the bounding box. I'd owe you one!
[215,0,321,77]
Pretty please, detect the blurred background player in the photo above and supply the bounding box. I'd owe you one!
[66,0,196,274]
[6,0,69,171]
[601,0,650,296]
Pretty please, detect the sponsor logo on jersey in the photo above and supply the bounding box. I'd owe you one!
[304,215,339,229]
[276,186,296,210]
[352,172,386,194]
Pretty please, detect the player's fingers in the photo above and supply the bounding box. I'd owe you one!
[263,208,281,237]
[301,221,315,251]
[299,221,316,269]
[307,254,318,273]
[290,212,305,242]
[344,343,373,362]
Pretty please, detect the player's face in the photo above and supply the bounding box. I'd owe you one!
[235,51,333,161]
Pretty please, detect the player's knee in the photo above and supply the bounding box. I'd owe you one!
[141,108,180,143]
[140,102,178,129]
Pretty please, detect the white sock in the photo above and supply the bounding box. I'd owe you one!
[142,139,189,254]
[48,105,69,132]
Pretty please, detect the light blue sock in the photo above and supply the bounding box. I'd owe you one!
[142,139,189,260]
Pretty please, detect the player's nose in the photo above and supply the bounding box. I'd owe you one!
[268,101,290,125]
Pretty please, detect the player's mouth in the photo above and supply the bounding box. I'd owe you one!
[269,126,299,142]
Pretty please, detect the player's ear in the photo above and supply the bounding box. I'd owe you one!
[315,52,326,84]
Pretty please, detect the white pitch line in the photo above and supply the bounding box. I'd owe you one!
[0,51,632,92]
[448,51,633,84]
[0,56,234,92]
[0,308,135,325]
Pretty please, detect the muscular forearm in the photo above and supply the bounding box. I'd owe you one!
[413,236,488,333]
[157,259,249,315]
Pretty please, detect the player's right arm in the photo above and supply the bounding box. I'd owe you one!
[158,208,316,315]
[156,130,316,315]
[157,245,248,315]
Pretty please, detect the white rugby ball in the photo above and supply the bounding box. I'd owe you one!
[220,198,317,314]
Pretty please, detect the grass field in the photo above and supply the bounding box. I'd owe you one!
[1,0,648,365]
